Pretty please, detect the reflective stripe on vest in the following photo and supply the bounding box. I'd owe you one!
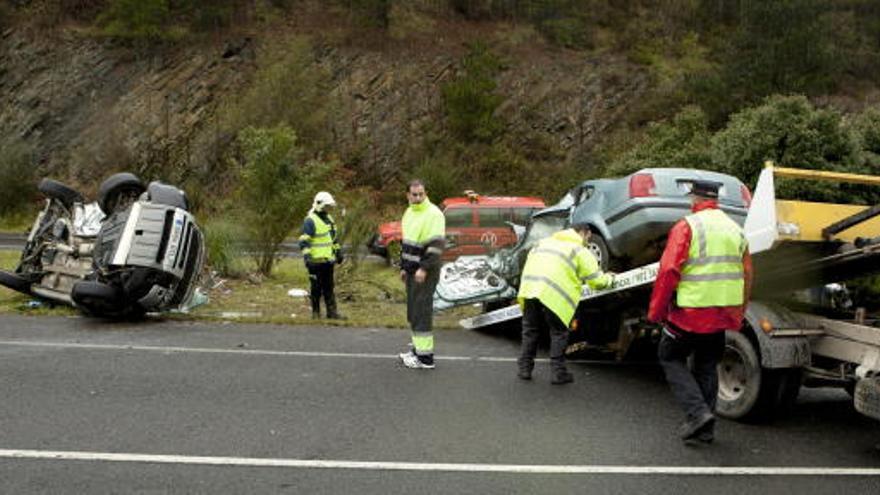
[517,230,609,325]
[677,209,746,308]
[401,201,445,272]
[305,212,336,261]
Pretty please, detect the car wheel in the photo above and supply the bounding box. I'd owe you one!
[147,182,189,210]
[0,270,33,295]
[71,280,124,316]
[587,231,610,270]
[98,173,146,215]
[38,179,83,209]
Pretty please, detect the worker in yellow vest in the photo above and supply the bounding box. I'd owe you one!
[517,222,614,384]
[398,179,445,369]
[299,191,345,320]
[648,179,753,444]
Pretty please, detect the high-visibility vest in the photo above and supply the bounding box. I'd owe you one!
[301,212,337,262]
[677,208,747,308]
[401,200,445,272]
[517,229,613,325]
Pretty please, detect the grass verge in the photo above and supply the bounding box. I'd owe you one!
[0,252,481,329]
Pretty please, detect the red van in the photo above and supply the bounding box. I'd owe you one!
[369,193,546,263]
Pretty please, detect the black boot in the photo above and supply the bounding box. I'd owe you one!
[310,298,321,319]
[326,295,346,320]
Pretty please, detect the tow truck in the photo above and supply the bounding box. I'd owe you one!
[451,163,880,422]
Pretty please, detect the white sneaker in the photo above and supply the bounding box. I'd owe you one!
[399,351,435,369]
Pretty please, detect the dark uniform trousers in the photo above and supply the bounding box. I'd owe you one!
[307,262,337,316]
[518,298,570,374]
[405,267,440,335]
[657,325,726,420]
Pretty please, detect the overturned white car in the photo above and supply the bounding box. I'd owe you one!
[0,173,205,317]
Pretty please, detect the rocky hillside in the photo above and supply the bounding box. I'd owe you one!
[0,16,649,193]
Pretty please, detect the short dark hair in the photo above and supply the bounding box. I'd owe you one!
[407,179,425,192]
[570,222,592,233]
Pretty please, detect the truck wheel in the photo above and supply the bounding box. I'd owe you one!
[98,173,146,215]
[717,330,801,421]
[717,330,763,420]
[38,179,83,209]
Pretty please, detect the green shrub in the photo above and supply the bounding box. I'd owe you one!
[0,140,38,217]
[97,0,175,41]
[710,95,866,202]
[607,105,713,176]
[538,15,591,49]
[441,42,505,143]
[345,0,391,28]
[225,36,336,154]
[235,125,336,275]
[850,107,880,164]
[720,0,838,106]
[410,154,465,204]
[202,218,247,278]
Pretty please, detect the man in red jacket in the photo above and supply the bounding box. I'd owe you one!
[648,180,753,444]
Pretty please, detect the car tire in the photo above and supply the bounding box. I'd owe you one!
[38,179,83,209]
[147,182,189,210]
[98,173,146,215]
[0,270,33,295]
[587,231,610,270]
[71,280,124,316]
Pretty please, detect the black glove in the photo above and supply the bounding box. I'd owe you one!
[304,254,313,268]
[335,252,345,265]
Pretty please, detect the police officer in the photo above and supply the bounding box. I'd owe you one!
[648,180,753,444]
[517,222,614,384]
[299,191,345,320]
[397,179,445,370]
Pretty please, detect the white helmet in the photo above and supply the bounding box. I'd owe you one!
[313,191,336,211]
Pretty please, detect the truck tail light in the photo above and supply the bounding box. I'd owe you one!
[629,173,656,198]
[741,185,752,208]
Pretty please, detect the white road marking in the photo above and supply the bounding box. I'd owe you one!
[0,449,877,476]
[0,340,646,365]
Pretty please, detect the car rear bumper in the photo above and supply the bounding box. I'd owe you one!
[605,199,747,259]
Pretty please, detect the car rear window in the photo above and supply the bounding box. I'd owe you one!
[445,207,473,228]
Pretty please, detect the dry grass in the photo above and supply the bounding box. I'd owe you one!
[0,250,479,329]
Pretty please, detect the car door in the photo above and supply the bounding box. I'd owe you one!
[443,204,477,261]
[477,206,519,252]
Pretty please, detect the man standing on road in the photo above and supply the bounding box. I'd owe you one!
[517,223,614,384]
[648,180,753,444]
[299,191,346,320]
[398,179,445,370]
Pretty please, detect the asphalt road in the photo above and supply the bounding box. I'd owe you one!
[0,315,878,494]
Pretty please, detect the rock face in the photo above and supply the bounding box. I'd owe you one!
[0,25,649,190]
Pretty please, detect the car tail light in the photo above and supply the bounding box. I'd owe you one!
[740,185,752,208]
[629,173,656,198]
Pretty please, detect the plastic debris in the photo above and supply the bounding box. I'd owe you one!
[287,288,309,298]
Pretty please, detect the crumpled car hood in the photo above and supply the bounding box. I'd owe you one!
[433,195,573,312]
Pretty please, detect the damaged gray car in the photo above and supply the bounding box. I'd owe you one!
[0,173,205,317]
[434,168,749,312]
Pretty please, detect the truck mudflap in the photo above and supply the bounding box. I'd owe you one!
[854,378,880,421]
